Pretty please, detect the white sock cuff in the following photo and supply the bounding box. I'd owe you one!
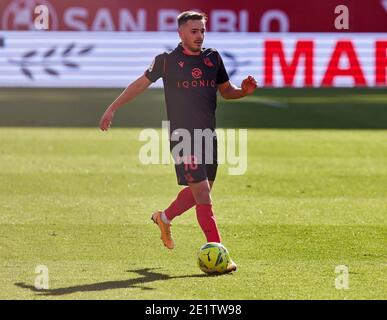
[161,211,170,224]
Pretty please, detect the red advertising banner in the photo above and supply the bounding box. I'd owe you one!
[0,0,386,32]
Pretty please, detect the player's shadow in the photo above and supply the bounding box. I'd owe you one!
[14,268,213,296]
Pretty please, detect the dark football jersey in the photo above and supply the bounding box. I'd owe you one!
[144,43,229,133]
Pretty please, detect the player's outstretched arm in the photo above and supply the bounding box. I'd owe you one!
[99,75,152,131]
[218,76,258,100]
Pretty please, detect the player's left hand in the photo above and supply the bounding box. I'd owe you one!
[241,76,258,95]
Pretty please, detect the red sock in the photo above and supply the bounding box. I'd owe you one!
[164,187,196,221]
[195,204,221,243]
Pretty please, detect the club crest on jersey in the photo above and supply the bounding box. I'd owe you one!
[192,68,202,79]
[178,61,184,68]
[204,57,214,67]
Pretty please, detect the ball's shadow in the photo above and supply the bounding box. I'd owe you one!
[14,268,226,296]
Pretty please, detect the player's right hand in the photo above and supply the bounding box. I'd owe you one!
[99,108,115,131]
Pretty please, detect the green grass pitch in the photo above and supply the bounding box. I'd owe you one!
[0,88,386,299]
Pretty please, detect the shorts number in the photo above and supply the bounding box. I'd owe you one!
[183,155,198,171]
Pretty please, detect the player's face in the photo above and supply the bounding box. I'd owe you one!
[179,19,206,53]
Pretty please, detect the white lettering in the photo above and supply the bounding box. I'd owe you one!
[119,9,146,31]
[260,10,289,32]
[34,265,49,290]
[64,7,88,31]
[145,305,180,318]
[335,5,349,30]
[211,10,237,32]
[158,9,179,31]
[335,265,349,289]
[239,10,249,32]
[226,129,247,175]
[92,8,115,31]
[34,5,49,30]
[138,129,160,164]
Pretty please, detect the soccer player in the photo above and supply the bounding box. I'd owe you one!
[99,11,257,274]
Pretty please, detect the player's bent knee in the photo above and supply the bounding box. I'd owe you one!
[195,196,212,205]
[194,189,212,204]
[192,189,212,204]
[188,180,212,204]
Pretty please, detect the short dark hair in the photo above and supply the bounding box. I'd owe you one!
[177,11,207,28]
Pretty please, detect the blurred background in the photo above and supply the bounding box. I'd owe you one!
[0,0,386,128]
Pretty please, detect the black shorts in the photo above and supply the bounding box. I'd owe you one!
[170,134,218,186]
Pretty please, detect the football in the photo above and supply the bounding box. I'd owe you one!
[197,242,230,274]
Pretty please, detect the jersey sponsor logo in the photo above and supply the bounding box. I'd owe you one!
[177,79,216,89]
[192,67,202,79]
